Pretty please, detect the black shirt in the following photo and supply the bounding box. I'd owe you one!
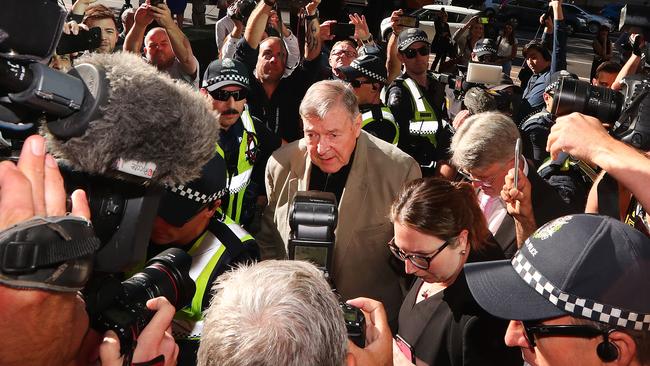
[308,148,355,203]
[234,39,320,143]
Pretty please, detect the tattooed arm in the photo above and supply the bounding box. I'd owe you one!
[304,0,321,61]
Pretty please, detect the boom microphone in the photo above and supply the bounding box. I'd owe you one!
[41,51,219,186]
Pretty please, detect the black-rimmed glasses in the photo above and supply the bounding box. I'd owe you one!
[388,238,451,270]
[521,321,610,348]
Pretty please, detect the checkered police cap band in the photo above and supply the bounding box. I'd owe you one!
[512,251,650,331]
[170,185,226,204]
[399,35,428,51]
[474,44,497,55]
[544,80,560,93]
[203,74,250,92]
[351,61,387,84]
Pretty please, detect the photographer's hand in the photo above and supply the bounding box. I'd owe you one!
[349,13,371,43]
[0,135,90,231]
[546,112,612,163]
[346,297,392,366]
[99,297,179,366]
[501,167,537,248]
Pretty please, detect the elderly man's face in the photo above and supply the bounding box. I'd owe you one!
[504,315,607,366]
[465,159,512,197]
[145,29,175,69]
[303,104,361,174]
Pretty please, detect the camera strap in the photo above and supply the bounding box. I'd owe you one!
[0,216,100,292]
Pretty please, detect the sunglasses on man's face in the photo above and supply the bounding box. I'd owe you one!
[402,45,430,59]
[210,89,248,101]
[348,79,375,88]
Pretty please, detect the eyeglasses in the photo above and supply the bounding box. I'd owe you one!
[521,321,610,348]
[348,79,375,88]
[401,45,430,59]
[388,237,451,270]
[331,49,357,58]
[458,169,496,188]
[210,89,248,101]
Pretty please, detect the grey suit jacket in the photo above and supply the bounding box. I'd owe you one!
[257,131,422,323]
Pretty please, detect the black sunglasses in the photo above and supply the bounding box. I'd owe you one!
[388,237,451,270]
[521,321,610,348]
[401,45,430,59]
[348,79,375,88]
[210,89,248,101]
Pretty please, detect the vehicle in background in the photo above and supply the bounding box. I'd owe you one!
[599,2,624,30]
[496,0,611,34]
[379,4,480,41]
[562,3,613,34]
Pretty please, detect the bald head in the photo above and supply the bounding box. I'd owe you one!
[144,27,175,69]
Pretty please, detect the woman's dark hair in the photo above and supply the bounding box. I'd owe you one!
[390,177,491,252]
[503,22,516,45]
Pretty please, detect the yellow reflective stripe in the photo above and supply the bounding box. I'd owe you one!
[189,238,226,320]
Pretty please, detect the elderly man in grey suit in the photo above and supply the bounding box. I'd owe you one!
[257,80,421,327]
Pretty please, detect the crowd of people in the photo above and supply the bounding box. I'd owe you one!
[2,0,650,365]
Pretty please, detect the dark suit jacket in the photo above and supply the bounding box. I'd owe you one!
[397,245,522,366]
[492,160,581,258]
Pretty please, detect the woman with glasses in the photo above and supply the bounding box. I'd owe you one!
[390,177,521,366]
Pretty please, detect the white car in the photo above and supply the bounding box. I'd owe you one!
[379,5,480,42]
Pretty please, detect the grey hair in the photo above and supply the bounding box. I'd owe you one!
[450,111,520,170]
[197,260,348,366]
[299,79,360,122]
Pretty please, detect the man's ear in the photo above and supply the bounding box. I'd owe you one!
[200,88,209,96]
[608,330,637,366]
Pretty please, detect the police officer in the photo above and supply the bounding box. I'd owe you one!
[385,28,453,177]
[336,54,399,145]
[150,153,260,365]
[200,58,281,231]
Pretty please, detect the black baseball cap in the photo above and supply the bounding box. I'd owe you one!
[465,214,650,331]
[397,28,429,52]
[336,55,388,84]
[202,58,250,92]
[157,153,227,227]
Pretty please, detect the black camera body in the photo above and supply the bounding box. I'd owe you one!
[227,0,257,23]
[340,302,366,348]
[288,190,338,281]
[85,248,196,356]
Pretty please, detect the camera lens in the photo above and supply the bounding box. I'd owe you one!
[121,248,195,310]
[553,78,624,124]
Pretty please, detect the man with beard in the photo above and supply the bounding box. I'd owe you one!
[199,58,280,230]
[124,1,199,87]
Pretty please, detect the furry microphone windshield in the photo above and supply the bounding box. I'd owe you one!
[43,52,219,186]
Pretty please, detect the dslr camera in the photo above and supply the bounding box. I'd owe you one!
[85,248,196,357]
[227,0,257,23]
[551,5,650,150]
[287,191,366,347]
